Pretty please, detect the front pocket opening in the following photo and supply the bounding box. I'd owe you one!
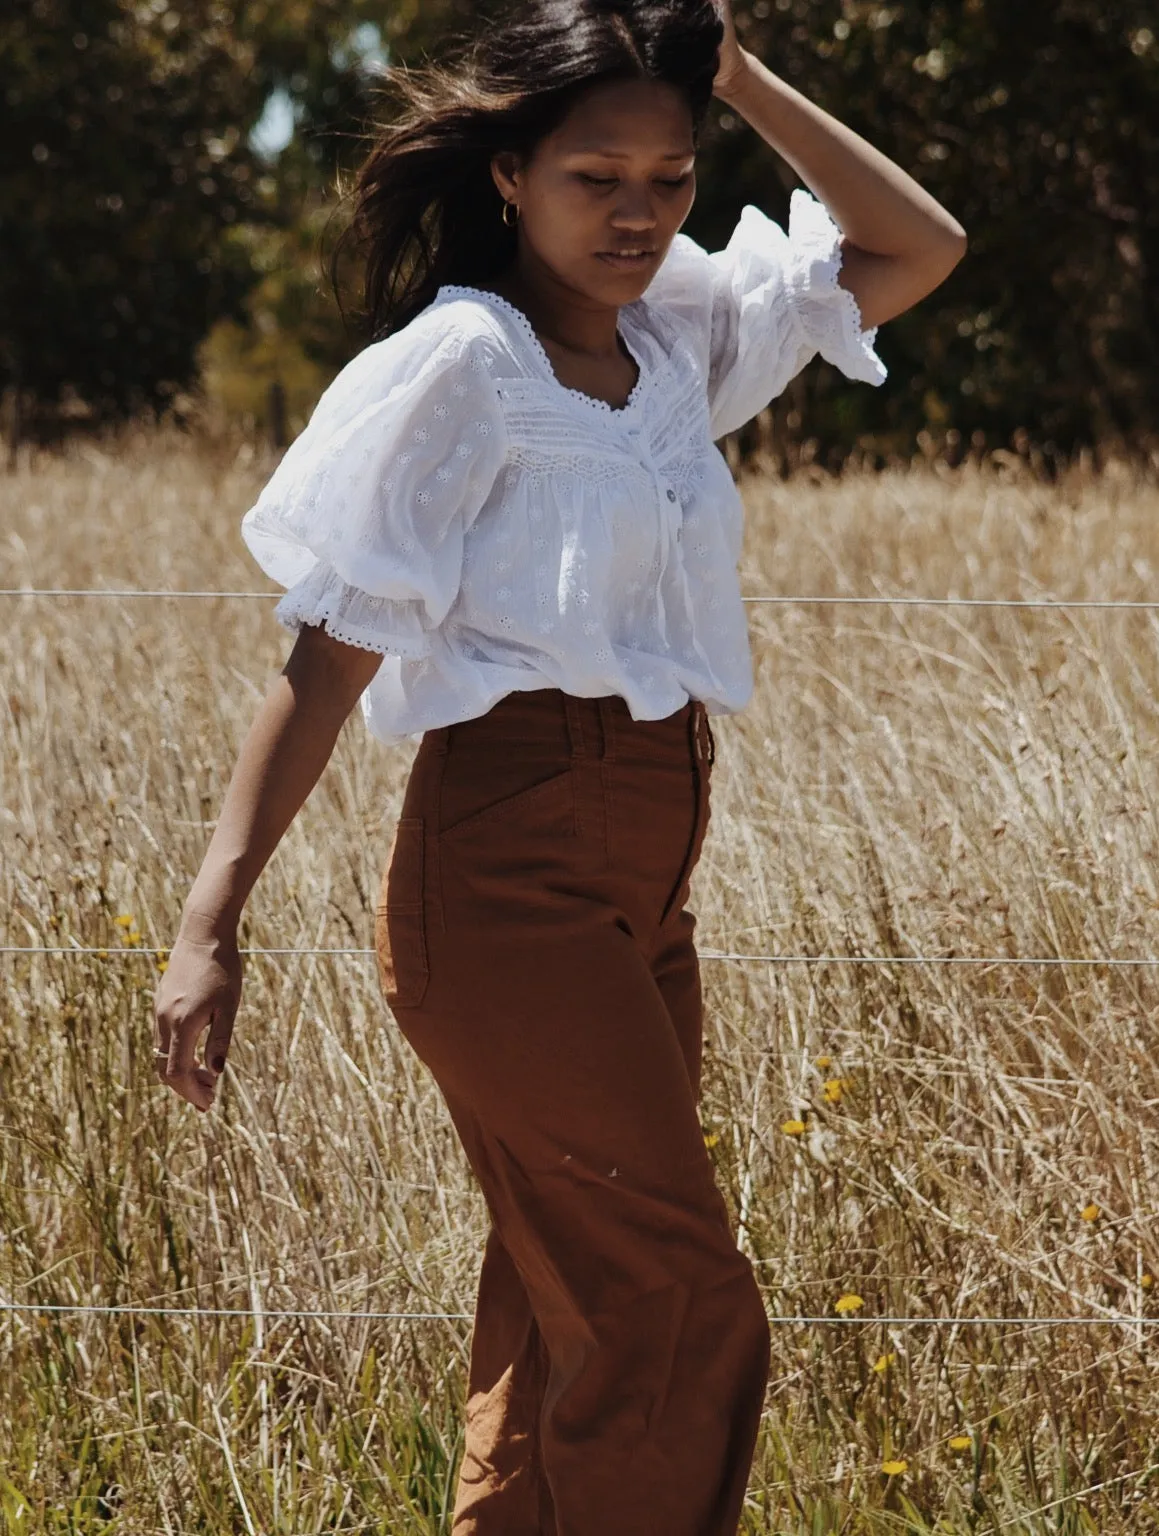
[439,766,576,840]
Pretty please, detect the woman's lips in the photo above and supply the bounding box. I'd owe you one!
[597,250,658,271]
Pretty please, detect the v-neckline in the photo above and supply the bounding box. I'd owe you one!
[436,284,648,417]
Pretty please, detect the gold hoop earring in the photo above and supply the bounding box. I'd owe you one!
[502,200,520,229]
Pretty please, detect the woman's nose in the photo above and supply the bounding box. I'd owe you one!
[610,189,658,230]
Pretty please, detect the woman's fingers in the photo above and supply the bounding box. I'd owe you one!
[204,995,238,1079]
[164,1008,217,1113]
[152,1001,172,1084]
[712,0,747,97]
[153,928,243,1111]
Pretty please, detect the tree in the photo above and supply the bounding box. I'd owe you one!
[0,0,382,428]
[708,0,1159,465]
[7,0,1157,463]
[1,0,268,422]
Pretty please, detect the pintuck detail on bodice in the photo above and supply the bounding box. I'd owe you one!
[240,189,888,747]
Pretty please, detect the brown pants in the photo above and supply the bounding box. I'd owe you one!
[375,688,770,1536]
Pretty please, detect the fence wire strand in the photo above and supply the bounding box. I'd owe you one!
[5,945,1159,967]
[4,587,1159,611]
[2,1300,1155,1327]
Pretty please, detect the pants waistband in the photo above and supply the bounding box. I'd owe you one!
[427,689,715,768]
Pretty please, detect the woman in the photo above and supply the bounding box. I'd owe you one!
[154,1,965,1530]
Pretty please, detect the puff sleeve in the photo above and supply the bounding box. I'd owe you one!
[643,188,888,440]
[240,322,508,659]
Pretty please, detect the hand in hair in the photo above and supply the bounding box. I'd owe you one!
[712,0,747,97]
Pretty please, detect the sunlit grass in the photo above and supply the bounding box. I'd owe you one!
[2,424,1157,1532]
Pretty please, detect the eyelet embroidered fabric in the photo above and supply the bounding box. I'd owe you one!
[240,190,888,747]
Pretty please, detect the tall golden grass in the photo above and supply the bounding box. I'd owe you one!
[2,425,1157,1532]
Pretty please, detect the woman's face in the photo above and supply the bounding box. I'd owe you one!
[492,77,698,309]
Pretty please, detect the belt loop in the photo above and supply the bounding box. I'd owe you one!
[564,694,587,760]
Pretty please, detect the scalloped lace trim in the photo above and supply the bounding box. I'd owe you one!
[818,240,880,348]
[785,190,886,381]
[437,284,649,416]
[276,601,431,661]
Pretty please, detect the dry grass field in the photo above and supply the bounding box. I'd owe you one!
[2,426,1158,1533]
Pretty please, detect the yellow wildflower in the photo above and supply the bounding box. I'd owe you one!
[948,1436,972,1452]
[158,961,168,973]
[781,1119,807,1137]
[95,949,108,959]
[823,1078,844,1104]
[115,914,134,928]
[1141,1274,1154,1290]
[703,1132,721,1149]
[835,1293,864,1315]
[881,1459,907,1476]
[872,1352,894,1374]
[814,1054,832,1070]
[1080,1202,1100,1222]
[154,948,168,961]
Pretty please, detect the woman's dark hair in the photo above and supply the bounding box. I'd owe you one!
[331,0,724,340]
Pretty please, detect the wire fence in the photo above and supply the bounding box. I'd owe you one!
[4,944,1159,968]
[2,1300,1155,1327]
[5,583,1158,971]
[4,586,1159,611]
[3,579,1157,1341]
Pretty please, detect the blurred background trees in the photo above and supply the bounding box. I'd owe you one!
[2,0,1157,467]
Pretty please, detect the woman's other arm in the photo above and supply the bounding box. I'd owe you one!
[154,626,384,1112]
[713,0,967,330]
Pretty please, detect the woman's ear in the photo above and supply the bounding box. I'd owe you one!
[490,151,521,204]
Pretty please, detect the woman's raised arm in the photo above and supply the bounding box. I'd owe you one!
[712,0,967,331]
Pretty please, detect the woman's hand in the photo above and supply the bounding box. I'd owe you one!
[153,913,243,1113]
[713,0,749,100]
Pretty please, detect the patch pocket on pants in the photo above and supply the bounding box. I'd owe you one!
[375,818,429,1009]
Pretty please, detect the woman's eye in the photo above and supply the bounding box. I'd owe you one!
[658,175,693,189]
[579,174,618,187]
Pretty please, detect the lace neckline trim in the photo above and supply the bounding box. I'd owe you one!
[436,284,649,417]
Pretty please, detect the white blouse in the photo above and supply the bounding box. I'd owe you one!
[240,189,887,746]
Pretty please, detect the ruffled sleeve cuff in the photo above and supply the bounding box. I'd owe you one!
[273,558,434,661]
[778,189,888,387]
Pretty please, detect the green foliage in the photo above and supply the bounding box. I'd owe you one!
[699,0,1159,462]
[0,0,379,426]
[4,0,1158,458]
[197,210,359,438]
[0,0,267,418]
